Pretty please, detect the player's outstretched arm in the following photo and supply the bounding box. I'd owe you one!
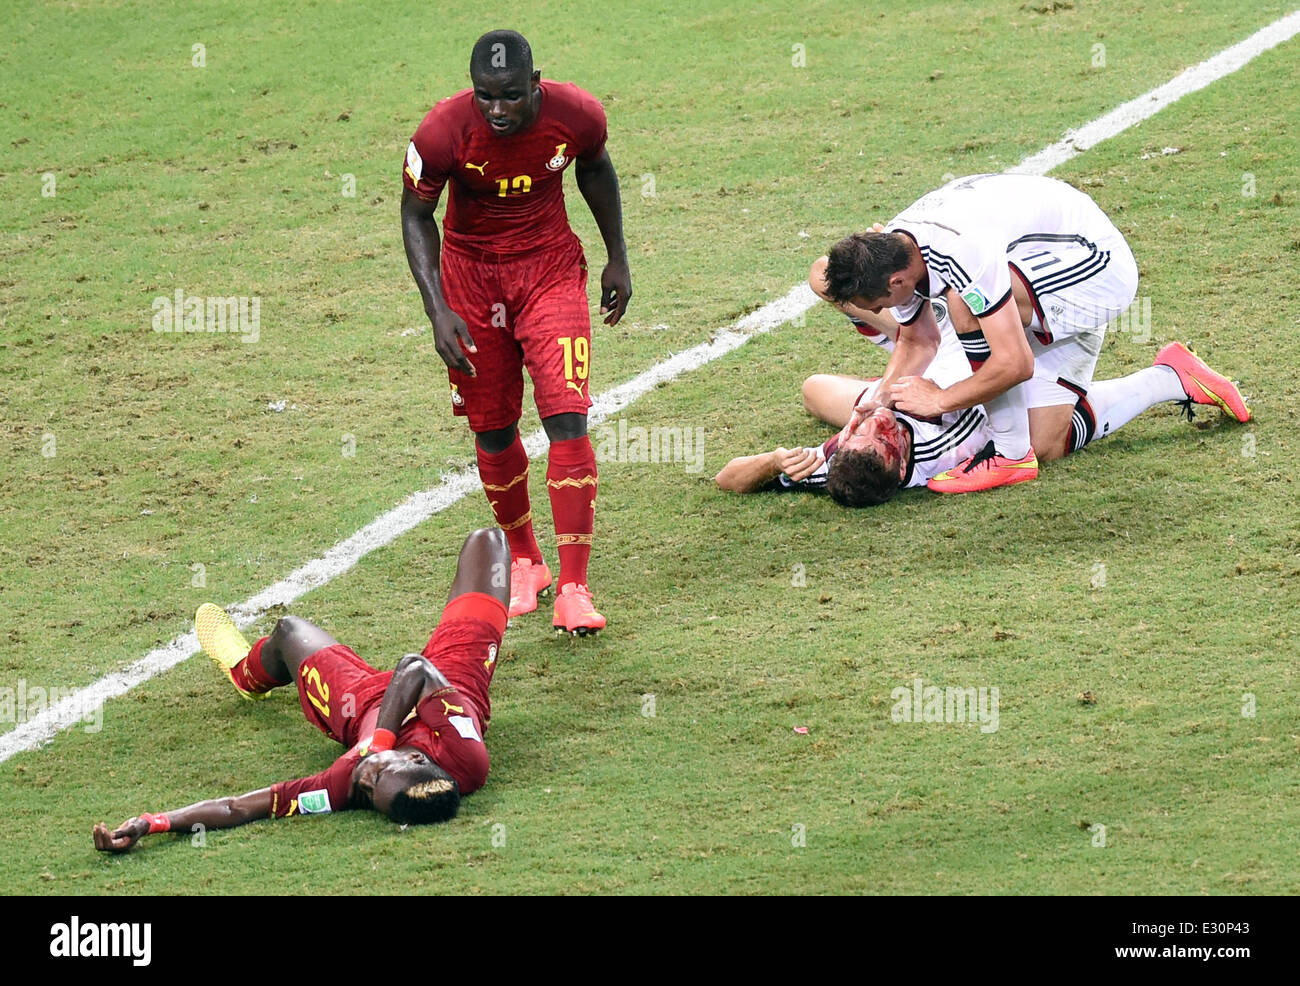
[716,446,830,493]
[574,150,631,325]
[92,788,273,853]
[715,451,782,493]
[400,187,477,376]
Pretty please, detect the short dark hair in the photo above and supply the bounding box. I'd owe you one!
[823,232,912,305]
[826,447,900,507]
[387,767,461,825]
[470,30,533,79]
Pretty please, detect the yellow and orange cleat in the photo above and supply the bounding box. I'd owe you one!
[927,441,1039,494]
[552,583,606,636]
[195,603,266,701]
[507,557,554,618]
[1154,342,1251,422]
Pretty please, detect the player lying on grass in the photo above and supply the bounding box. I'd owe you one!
[716,342,1252,506]
[820,173,1221,493]
[92,528,510,853]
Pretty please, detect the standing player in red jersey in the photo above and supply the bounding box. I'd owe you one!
[91,529,510,852]
[401,30,631,636]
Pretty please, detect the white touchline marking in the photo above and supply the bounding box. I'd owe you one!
[4,9,1299,763]
[1011,9,1300,176]
[0,286,818,762]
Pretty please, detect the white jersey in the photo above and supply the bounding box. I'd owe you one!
[885,173,1125,361]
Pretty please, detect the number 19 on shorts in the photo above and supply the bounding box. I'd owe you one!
[557,336,589,394]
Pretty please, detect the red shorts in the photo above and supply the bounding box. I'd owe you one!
[294,645,389,749]
[414,592,508,794]
[292,593,507,795]
[441,236,592,432]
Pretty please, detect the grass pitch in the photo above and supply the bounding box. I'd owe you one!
[2,0,1298,894]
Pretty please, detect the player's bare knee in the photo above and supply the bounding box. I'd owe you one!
[474,424,518,455]
[270,615,307,643]
[464,527,508,561]
[802,375,828,414]
[541,412,587,442]
[808,256,831,300]
[1030,427,1070,462]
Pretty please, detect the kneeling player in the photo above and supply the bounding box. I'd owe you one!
[92,528,509,853]
[715,343,1252,506]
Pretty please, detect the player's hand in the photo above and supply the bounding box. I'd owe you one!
[775,446,823,482]
[890,376,947,420]
[93,817,147,854]
[845,395,885,437]
[431,308,477,377]
[599,258,631,326]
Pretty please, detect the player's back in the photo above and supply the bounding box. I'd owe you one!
[895,174,1114,254]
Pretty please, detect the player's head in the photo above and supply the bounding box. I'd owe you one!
[824,232,918,313]
[353,749,461,824]
[469,30,540,137]
[826,407,909,507]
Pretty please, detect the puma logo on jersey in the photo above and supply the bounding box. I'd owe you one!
[565,380,586,397]
[464,160,488,175]
[545,143,569,171]
[441,698,464,716]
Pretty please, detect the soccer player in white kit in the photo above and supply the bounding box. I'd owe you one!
[717,273,1253,504]
[819,173,1249,493]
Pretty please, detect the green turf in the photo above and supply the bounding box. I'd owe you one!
[2,0,1297,894]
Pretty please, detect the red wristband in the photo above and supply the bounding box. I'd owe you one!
[141,812,171,834]
[369,728,396,753]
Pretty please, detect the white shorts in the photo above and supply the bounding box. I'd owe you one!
[1013,231,1139,403]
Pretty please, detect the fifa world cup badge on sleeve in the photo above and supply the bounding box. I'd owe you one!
[961,286,990,315]
[298,789,333,814]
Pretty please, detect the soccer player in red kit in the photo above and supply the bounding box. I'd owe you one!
[401,30,631,636]
[91,529,510,852]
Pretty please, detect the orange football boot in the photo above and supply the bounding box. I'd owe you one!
[927,441,1039,494]
[552,583,606,636]
[1154,342,1251,422]
[507,557,553,618]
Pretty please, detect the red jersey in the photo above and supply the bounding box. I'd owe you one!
[268,594,508,817]
[268,701,447,819]
[403,80,607,255]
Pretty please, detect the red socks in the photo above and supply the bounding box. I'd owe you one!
[230,637,288,694]
[477,435,544,564]
[546,436,597,588]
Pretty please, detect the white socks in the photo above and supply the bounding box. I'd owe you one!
[1085,366,1186,441]
[984,382,1032,459]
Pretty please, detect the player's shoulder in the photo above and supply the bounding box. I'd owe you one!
[540,79,605,117]
[414,88,478,137]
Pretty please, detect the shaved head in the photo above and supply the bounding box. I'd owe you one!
[471,30,533,80]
